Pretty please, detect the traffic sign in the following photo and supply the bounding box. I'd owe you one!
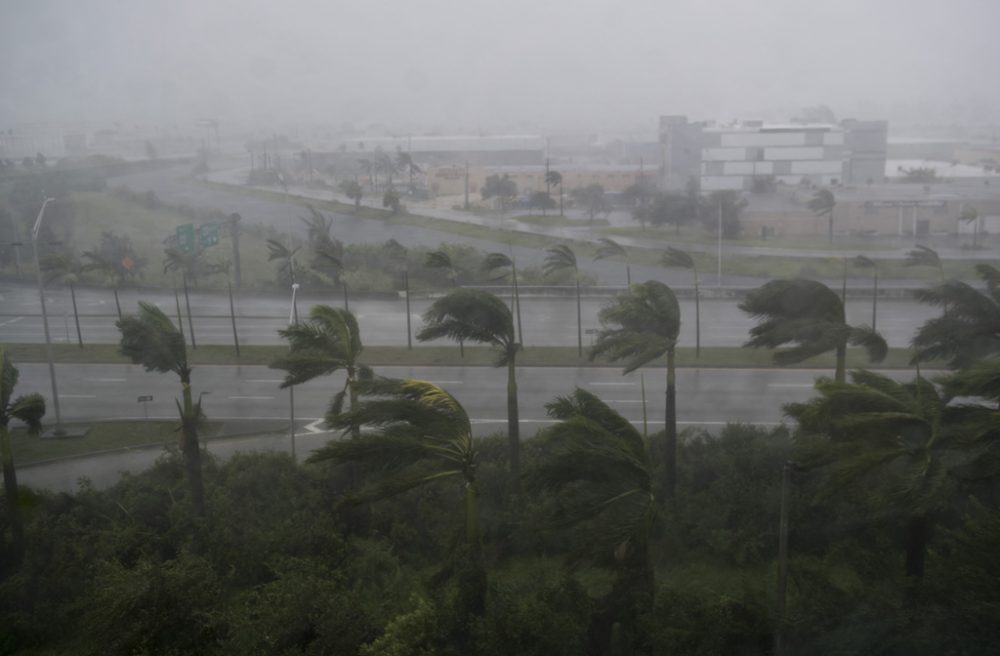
[199,222,219,248]
[176,224,196,254]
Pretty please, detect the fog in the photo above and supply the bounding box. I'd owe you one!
[3,0,998,133]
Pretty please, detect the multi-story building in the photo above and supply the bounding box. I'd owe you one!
[660,116,887,192]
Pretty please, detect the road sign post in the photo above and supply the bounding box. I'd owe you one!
[137,395,153,436]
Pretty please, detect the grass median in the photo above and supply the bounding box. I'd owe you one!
[3,341,930,370]
[11,420,224,465]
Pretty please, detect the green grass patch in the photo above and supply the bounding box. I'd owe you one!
[11,420,223,464]
[3,342,933,371]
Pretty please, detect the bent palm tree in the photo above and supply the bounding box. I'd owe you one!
[590,280,681,498]
[309,377,484,613]
[786,369,1000,578]
[912,264,1000,368]
[529,388,657,653]
[162,248,228,287]
[594,237,631,286]
[853,255,879,331]
[416,289,521,484]
[266,239,301,287]
[117,302,206,515]
[40,252,84,347]
[740,278,887,383]
[270,305,370,438]
[484,251,523,345]
[0,347,45,560]
[426,249,464,355]
[545,170,563,216]
[544,244,583,356]
[905,244,944,281]
[807,188,836,243]
[662,246,701,358]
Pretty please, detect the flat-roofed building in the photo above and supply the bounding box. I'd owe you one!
[660,116,887,192]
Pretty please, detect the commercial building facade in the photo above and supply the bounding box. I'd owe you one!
[660,116,887,192]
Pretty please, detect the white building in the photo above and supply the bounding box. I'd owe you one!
[660,116,887,192]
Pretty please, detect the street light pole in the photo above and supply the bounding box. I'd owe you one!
[31,198,63,435]
[288,282,300,461]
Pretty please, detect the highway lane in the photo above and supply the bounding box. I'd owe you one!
[0,282,937,347]
[11,362,917,435]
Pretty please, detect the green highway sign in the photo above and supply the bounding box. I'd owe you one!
[176,223,196,254]
[200,222,219,248]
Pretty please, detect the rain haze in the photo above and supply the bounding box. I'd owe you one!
[3,1,1000,654]
[3,0,1000,130]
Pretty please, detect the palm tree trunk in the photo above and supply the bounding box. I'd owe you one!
[69,282,83,348]
[183,274,196,350]
[835,343,846,384]
[694,270,701,359]
[348,369,360,440]
[905,513,929,579]
[343,281,350,312]
[841,258,848,305]
[0,424,24,560]
[460,480,487,617]
[664,347,677,499]
[113,286,122,321]
[575,278,582,357]
[179,375,205,516]
[625,262,632,287]
[872,272,879,331]
[512,263,524,346]
[507,354,521,489]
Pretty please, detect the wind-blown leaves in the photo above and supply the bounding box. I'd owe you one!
[1,349,46,435]
[416,288,515,357]
[543,244,578,278]
[591,281,680,373]
[116,302,188,377]
[595,238,627,262]
[912,269,1000,368]
[661,246,695,270]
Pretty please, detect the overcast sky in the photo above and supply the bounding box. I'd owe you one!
[2,0,998,134]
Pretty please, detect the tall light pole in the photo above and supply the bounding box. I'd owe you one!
[31,197,63,435]
[288,282,300,461]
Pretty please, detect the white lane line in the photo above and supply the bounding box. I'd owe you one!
[589,381,635,386]
[228,395,276,400]
[60,394,97,399]
[767,383,815,388]
[86,377,127,383]
[246,379,284,384]
[0,316,23,328]
[426,380,463,385]
[605,399,644,404]
[304,418,328,434]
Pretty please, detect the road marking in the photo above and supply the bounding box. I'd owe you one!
[0,316,23,328]
[767,383,815,388]
[589,381,635,386]
[304,418,328,434]
[60,394,97,399]
[228,395,275,400]
[605,399,643,404]
[426,380,463,385]
[86,377,127,383]
[246,379,284,384]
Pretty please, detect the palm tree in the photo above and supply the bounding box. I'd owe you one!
[339,179,364,208]
[40,252,84,347]
[545,170,563,216]
[740,279,888,384]
[483,251,523,345]
[162,247,228,287]
[661,246,701,358]
[590,280,681,498]
[80,251,124,320]
[117,302,206,515]
[270,305,370,438]
[807,188,836,244]
[528,388,657,652]
[594,237,631,286]
[905,244,944,281]
[0,347,45,560]
[416,289,521,484]
[395,150,421,191]
[961,205,981,249]
[309,377,484,613]
[425,249,463,355]
[785,369,1000,578]
[544,244,583,356]
[266,239,301,288]
[853,255,880,331]
[911,264,1000,369]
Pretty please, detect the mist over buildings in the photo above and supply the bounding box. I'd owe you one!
[2,0,999,135]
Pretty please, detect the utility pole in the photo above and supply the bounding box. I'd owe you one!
[464,160,470,210]
[229,213,242,288]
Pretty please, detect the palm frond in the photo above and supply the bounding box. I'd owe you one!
[848,324,888,363]
[543,244,577,277]
[8,393,45,434]
[416,288,514,352]
[594,238,627,261]
[661,246,694,270]
[852,255,877,269]
[116,302,187,376]
[904,245,940,269]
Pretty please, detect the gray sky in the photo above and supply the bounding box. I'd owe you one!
[2,0,998,133]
